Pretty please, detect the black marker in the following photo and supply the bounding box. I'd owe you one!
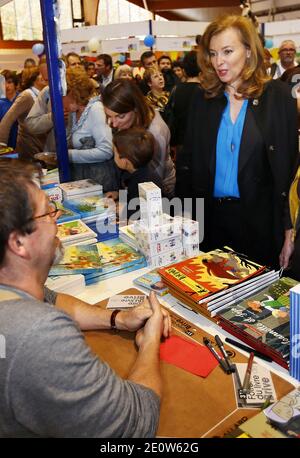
[215,335,235,373]
[203,337,231,374]
[224,337,273,362]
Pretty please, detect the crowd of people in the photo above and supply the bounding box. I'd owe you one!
[0,14,300,438]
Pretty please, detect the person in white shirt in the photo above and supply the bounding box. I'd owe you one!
[272,40,298,79]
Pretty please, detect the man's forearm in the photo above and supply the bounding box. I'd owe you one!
[127,340,162,399]
[55,292,114,330]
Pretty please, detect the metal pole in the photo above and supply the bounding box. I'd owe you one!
[40,0,70,182]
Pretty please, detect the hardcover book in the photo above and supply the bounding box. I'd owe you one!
[95,238,146,275]
[49,244,102,276]
[56,203,81,223]
[158,246,265,305]
[217,276,299,368]
[63,195,114,220]
[133,269,169,296]
[59,179,102,197]
[57,219,97,243]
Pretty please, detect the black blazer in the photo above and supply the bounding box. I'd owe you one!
[183,79,299,254]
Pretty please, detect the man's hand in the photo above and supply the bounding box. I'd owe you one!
[117,293,171,338]
[133,292,171,349]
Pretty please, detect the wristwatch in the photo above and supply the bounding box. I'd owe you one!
[110,309,121,330]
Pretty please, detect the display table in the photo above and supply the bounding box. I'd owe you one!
[76,267,299,387]
[84,287,295,438]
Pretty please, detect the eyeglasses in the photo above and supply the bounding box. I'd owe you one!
[280,48,296,53]
[32,201,60,221]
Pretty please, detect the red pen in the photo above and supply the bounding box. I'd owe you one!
[242,352,254,393]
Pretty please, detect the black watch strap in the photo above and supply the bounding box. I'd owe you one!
[110,309,121,330]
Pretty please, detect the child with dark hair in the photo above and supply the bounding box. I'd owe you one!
[109,127,162,220]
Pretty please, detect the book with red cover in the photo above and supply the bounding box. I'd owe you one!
[158,247,265,309]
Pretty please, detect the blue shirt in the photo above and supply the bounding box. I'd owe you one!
[213,93,248,198]
[0,94,19,148]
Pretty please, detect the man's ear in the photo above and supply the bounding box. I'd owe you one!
[7,231,30,259]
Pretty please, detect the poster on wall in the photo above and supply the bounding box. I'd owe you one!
[155,37,193,51]
[101,38,140,54]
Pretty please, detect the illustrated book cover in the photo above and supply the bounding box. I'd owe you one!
[217,276,299,368]
[49,244,102,276]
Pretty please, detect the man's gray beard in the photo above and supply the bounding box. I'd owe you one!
[52,242,65,266]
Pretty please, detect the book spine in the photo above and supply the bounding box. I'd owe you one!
[290,288,300,381]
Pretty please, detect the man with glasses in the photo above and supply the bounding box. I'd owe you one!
[0,159,170,438]
[272,40,298,79]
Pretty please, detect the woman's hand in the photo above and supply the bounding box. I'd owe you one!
[279,229,295,269]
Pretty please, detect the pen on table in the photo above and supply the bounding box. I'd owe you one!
[203,337,231,374]
[242,351,254,393]
[215,334,235,373]
[224,337,273,362]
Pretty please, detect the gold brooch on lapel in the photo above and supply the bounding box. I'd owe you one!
[252,99,259,106]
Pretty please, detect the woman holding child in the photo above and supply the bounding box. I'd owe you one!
[102,79,175,198]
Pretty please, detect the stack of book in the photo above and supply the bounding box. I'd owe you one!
[84,238,147,285]
[49,244,103,277]
[217,276,298,369]
[56,220,97,246]
[58,178,103,200]
[56,203,80,224]
[41,168,62,203]
[63,194,115,225]
[119,224,139,250]
[45,274,85,295]
[158,247,267,320]
[133,269,169,296]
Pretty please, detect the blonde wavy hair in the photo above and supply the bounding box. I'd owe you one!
[199,15,271,99]
[66,67,97,106]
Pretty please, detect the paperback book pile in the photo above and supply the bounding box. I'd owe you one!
[58,178,103,200]
[133,269,169,296]
[84,238,147,285]
[217,276,298,369]
[119,224,139,250]
[57,219,97,246]
[49,244,102,276]
[0,146,18,159]
[158,247,266,319]
[41,168,62,203]
[56,203,80,224]
[63,194,115,225]
[45,274,85,295]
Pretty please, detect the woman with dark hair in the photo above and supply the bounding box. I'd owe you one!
[0,67,47,159]
[102,79,175,198]
[183,15,298,267]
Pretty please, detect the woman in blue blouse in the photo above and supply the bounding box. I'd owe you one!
[184,15,298,267]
